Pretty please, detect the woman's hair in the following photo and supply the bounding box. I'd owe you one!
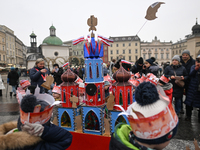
[35,58,45,67]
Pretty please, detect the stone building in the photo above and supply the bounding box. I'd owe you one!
[0,27,6,67]
[108,35,141,63]
[172,19,200,58]
[15,37,24,67]
[141,36,172,64]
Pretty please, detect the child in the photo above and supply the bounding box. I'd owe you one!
[110,82,178,150]
[158,75,173,103]
[79,83,86,105]
[52,84,61,101]
[51,84,61,125]
[0,89,72,150]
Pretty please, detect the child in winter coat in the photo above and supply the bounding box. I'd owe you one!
[158,75,173,103]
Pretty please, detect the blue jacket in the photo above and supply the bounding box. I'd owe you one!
[164,65,188,98]
[29,67,50,93]
[185,65,200,108]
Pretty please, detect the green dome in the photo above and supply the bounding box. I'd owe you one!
[49,25,56,30]
[30,32,36,37]
[43,36,63,45]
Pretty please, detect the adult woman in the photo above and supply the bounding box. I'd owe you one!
[142,57,159,76]
[7,67,19,96]
[184,55,200,121]
[29,58,50,93]
[164,55,188,115]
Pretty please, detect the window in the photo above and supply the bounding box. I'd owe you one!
[129,43,131,46]
[135,43,137,46]
[123,43,125,47]
[129,49,131,54]
[10,44,11,49]
[54,52,58,56]
[2,38,4,42]
[135,56,138,60]
[148,53,151,58]
[104,47,107,50]
[166,53,169,59]
[104,51,107,55]
[143,49,145,52]
[129,56,131,61]
[135,49,138,53]
[3,55,5,61]
[0,54,1,61]
[110,50,113,54]
[123,50,125,54]
[179,50,181,54]
[110,44,112,47]
[81,51,83,55]
[155,49,157,52]
[173,51,174,55]
[161,53,164,59]
[117,56,119,60]
[166,49,169,51]
[116,50,119,54]
[176,50,178,54]
[149,49,151,52]
[161,49,163,52]
[143,54,146,60]
[155,53,157,59]
[111,57,113,61]
[116,44,118,47]
[3,46,4,51]
[123,56,125,60]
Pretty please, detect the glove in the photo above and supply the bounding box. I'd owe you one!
[21,122,44,137]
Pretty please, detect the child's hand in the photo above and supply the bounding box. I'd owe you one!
[22,122,44,137]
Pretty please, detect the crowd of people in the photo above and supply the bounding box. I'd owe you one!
[1,49,200,149]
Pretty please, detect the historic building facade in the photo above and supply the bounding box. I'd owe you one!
[15,37,24,67]
[0,27,6,67]
[141,36,172,64]
[172,20,200,58]
[27,25,70,70]
[108,36,141,63]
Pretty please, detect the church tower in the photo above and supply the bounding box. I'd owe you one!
[30,32,37,48]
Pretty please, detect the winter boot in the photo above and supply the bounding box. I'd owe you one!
[10,92,12,97]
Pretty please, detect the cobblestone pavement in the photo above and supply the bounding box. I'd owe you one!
[0,74,199,149]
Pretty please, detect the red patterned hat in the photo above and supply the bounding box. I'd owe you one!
[52,84,61,94]
[159,75,170,84]
[20,80,30,89]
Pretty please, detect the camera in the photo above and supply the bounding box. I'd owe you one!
[196,58,200,63]
[143,65,146,69]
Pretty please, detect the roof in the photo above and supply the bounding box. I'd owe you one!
[42,36,63,45]
[109,35,140,42]
[49,25,56,30]
[30,32,36,37]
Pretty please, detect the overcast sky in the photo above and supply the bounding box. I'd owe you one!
[1,0,200,46]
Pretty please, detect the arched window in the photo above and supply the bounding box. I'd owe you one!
[63,89,66,103]
[119,90,123,105]
[61,111,71,127]
[98,86,101,101]
[71,89,73,97]
[96,65,99,78]
[85,110,100,131]
[115,115,127,126]
[128,90,130,105]
[89,64,93,78]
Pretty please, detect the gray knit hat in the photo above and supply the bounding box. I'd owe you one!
[172,55,180,62]
[182,50,190,56]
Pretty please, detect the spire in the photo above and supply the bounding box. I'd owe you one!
[196,18,198,25]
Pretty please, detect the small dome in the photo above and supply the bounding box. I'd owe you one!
[61,69,77,82]
[30,32,36,37]
[113,66,131,82]
[42,36,63,45]
[192,20,200,35]
[49,25,56,30]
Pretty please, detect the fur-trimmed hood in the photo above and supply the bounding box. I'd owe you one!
[0,121,42,150]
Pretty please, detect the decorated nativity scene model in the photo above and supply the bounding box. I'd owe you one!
[57,15,132,136]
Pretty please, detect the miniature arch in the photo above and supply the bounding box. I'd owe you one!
[61,111,71,127]
[114,115,127,126]
[84,110,100,131]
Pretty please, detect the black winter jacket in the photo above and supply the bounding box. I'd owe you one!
[164,65,188,98]
[185,65,200,108]
[8,70,19,86]
[180,56,195,89]
[29,67,50,93]
[51,68,63,85]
